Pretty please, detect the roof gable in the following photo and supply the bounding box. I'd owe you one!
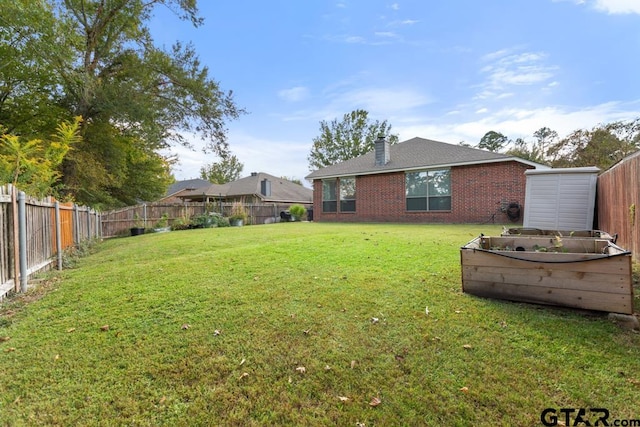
[306,137,545,179]
[178,172,312,203]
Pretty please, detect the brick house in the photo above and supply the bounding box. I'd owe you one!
[305,137,548,224]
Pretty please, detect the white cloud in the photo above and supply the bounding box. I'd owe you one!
[391,3,400,10]
[476,49,557,100]
[394,101,640,146]
[554,0,640,14]
[167,130,314,185]
[593,0,640,14]
[331,87,432,117]
[278,86,310,102]
[374,31,398,38]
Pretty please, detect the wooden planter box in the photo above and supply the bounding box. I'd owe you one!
[461,234,634,314]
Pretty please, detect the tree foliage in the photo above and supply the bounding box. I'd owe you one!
[200,154,244,184]
[547,119,640,170]
[308,109,399,170]
[0,0,242,208]
[0,117,81,197]
[493,120,639,170]
[477,131,508,152]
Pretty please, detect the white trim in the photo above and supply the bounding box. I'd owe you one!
[524,166,600,175]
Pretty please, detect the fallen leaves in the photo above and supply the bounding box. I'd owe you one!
[180,324,190,330]
[239,372,249,380]
[100,325,109,331]
[66,328,76,333]
[337,396,349,402]
[0,336,10,342]
[459,386,469,393]
[369,396,382,407]
[295,366,306,374]
[462,344,473,350]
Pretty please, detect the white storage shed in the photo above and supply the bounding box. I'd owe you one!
[523,167,600,230]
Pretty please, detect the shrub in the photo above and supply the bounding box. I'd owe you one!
[289,204,307,221]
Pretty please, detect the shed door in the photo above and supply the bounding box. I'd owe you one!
[523,173,597,230]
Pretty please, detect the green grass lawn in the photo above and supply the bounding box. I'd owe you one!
[0,223,638,426]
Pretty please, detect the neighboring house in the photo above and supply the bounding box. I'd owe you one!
[177,172,313,205]
[158,178,211,203]
[305,137,548,224]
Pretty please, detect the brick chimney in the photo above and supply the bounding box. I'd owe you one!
[374,136,390,166]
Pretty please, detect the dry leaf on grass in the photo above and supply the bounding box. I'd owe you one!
[181,324,190,330]
[0,336,10,342]
[462,344,473,350]
[295,366,306,374]
[54,354,60,361]
[67,328,76,333]
[213,330,221,336]
[100,325,109,331]
[239,372,249,379]
[324,365,331,371]
[459,386,469,393]
[5,347,15,352]
[337,396,349,402]
[371,317,379,324]
[239,358,246,366]
[369,396,382,407]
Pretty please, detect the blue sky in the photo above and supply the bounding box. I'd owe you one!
[150,0,640,185]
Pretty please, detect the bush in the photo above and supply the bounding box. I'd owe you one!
[289,204,307,221]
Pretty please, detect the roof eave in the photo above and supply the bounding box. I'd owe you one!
[306,157,548,180]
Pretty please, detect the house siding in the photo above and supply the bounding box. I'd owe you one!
[312,161,532,223]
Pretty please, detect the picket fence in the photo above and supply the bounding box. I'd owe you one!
[0,185,101,300]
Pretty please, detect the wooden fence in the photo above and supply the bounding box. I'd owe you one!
[101,201,313,238]
[0,185,101,300]
[597,151,640,262]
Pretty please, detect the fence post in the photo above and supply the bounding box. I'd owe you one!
[73,204,79,245]
[55,201,63,271]
[85,207,91,242]
[18,191,27,293]
[95,211,100,239]
[143,204,147,228]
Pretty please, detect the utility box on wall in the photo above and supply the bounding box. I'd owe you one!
[523,167,600,230]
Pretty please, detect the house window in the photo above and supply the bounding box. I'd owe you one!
[405,169,451,211]
[322,179,337,212]
[339,177,356,212]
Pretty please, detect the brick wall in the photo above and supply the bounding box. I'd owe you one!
[312,161,532,223]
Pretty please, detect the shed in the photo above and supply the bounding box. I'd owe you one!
[523,167,600,230]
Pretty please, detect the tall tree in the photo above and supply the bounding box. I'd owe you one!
[477,131,508,152]
[532,127,558,159]
[200,154,244,184]
[503,128,559,165]
[307,109,399,170]
[0,0,243,208]
[548,119,639,170]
